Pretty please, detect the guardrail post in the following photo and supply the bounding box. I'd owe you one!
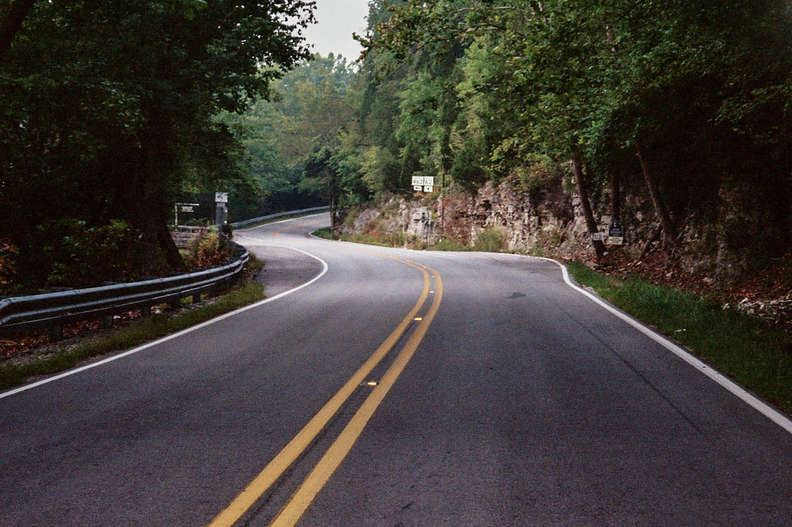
[142,305,151,317]
[169,296,182,310]
[102,315,113,329]
[49,323,63,342]
[191,293,200,304]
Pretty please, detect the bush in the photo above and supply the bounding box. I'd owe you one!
[431,238,469,251]
[473,228,506,252]
[0,240,18,288]
[183,231,232,269]
[40,219,139,288]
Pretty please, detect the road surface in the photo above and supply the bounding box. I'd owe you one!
[1,213,791,526]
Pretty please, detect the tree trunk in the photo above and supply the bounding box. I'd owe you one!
[636,146,676,251]
[0,0,36,59]
[610,170,621,227]
[571,156,605,261]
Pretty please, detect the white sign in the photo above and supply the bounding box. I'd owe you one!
[411,176,436,192]
[215,192,228,203]
[591,232,605,241]
[608,236,624,245]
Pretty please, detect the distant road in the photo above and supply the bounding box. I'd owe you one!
[2,212,791,526]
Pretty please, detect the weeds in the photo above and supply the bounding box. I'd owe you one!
[473,228,507,252]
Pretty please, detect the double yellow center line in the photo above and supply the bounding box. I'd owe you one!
[209,256,443,526]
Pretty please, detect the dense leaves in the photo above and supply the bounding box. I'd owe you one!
[0,0,315,291]
[351,0,792,260]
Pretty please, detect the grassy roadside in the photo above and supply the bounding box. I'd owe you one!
[567,261,792,416]
[312,227,334,240]
[0,259,266,391]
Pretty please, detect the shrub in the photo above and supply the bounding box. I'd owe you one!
[473,228,507,252]
[432,238,469,251]
[40,219,139,288]
[184,231,232,269]
[0,240,18,288]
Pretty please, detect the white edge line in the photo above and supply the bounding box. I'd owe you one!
[0,246,329,400]
[528,255,792,435]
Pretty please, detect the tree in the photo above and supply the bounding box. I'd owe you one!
[1,0,315,288]
[0,0,36,58]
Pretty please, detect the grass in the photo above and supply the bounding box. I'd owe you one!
[312,227,334,240]
[0,275,265,391]
[473,228,507,252]
[567,261,792,416]
[430,238,470,252]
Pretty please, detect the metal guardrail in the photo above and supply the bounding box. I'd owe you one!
[229,206,329,229]
[0,244,250,340]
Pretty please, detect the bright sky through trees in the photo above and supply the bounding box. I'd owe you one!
[303,0,368,61]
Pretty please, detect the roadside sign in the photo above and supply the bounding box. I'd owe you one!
[174,202,200,226]
[215,192,228,203]
[608,222,623,245]
[591,232,605,241]
[410,176,435,192]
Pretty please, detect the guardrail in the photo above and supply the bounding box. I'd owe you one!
[0,243,250,341]
[229,206,329,229]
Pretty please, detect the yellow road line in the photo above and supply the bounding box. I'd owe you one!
[209,258,431,527]
[270,266,443,527]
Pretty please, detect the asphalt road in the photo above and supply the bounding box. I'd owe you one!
[1,213,791,526]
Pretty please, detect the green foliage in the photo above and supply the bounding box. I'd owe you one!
[1,0,315,288]
[183,231,232,270]
[214,54,360,219]
[0,240,18,288]
[312,227,334,240]
[352,0,791,263]
[473,228,506,253]
[38,219,143,289]
[431,238,469,252]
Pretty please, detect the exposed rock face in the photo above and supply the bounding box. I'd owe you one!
[342,176,655,261]
[340,174,788,285]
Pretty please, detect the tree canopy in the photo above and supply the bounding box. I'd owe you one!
[0,0,315,289]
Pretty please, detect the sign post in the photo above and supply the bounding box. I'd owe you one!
[215,192,229,226]
[608,222,624,245]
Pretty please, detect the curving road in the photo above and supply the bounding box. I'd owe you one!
[1,213,791,526]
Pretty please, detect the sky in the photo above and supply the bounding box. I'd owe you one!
[303,0,370,62]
